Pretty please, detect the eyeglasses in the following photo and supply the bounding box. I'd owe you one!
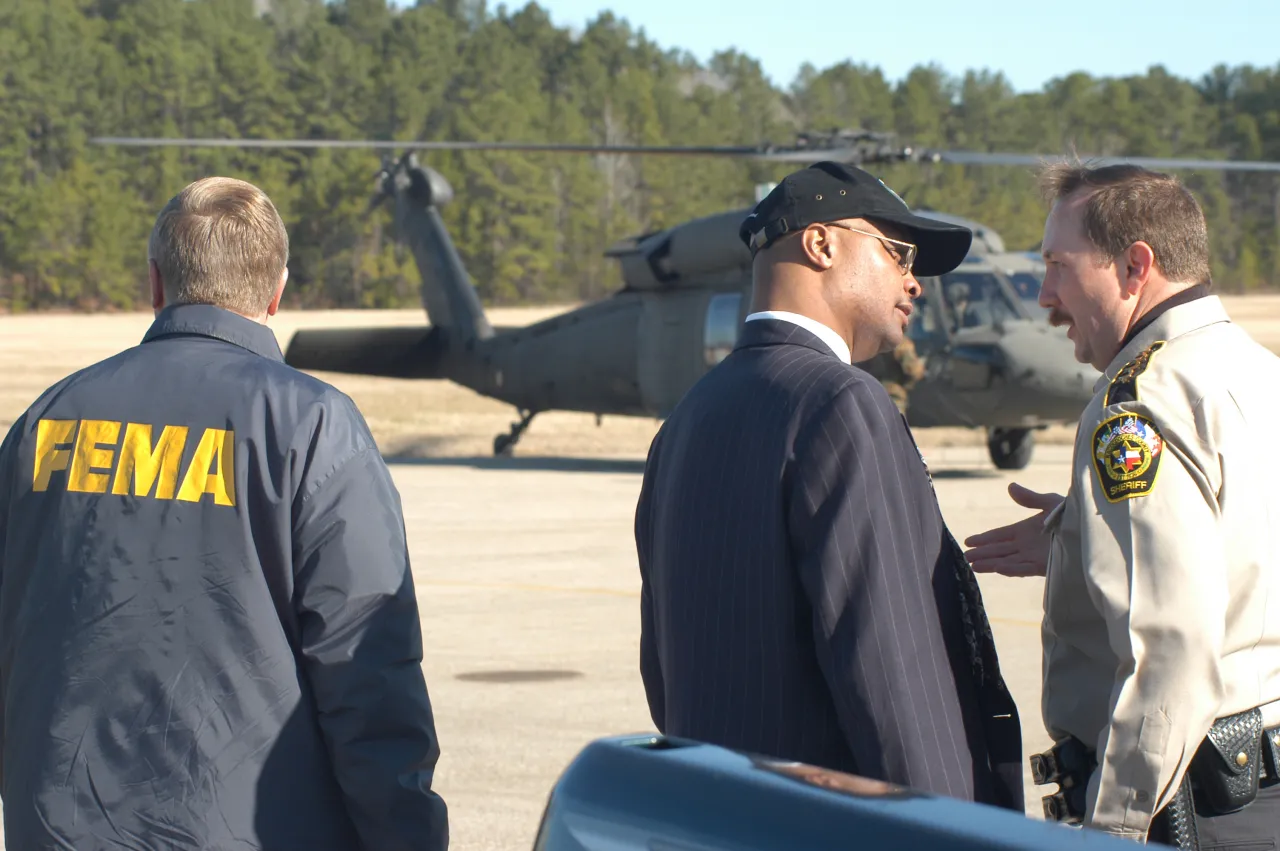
[824,223,918,276]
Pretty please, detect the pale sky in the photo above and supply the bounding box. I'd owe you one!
[469,0,1277,92]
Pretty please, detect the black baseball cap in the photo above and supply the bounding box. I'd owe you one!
[738,161,973,277]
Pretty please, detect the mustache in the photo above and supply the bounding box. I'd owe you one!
[1048,307,1073,327]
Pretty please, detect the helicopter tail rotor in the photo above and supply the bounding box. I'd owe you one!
[363,152,400,218]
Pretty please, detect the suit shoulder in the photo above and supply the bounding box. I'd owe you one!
[797,367,902,437]
[826,366,901,410]
[755,342,889,397]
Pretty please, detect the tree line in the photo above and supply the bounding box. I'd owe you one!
[2,0,1278,312]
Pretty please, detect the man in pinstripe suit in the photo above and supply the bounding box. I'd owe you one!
[634,162,1024,812]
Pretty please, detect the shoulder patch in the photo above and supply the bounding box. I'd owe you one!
[1091,413,1164,503]
[1104,340,1166,407]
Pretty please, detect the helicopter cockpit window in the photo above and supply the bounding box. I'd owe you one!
[939,272,1020,330]
[704,292,742,366]
[1006,271,1050,317]
[1008,272,1042,301]
[907,290,944,342]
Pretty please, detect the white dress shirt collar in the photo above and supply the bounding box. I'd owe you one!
[744,310,852,365]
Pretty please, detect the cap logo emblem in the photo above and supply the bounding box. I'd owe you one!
[877,178,907,207]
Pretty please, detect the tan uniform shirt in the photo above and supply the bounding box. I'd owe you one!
[1042,294,1280,840]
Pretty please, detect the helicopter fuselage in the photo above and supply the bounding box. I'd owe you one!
[283,158,1100,464]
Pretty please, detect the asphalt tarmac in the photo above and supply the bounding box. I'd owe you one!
[390,442,1070,850]
[0,306,1126,847]
[0,431,1075,850]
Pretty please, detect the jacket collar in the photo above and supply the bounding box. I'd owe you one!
[1115,283,1210,352]
[141,303,284,362]
[743,311,852,363]
[1093,293,1230,393]
[734,315,843,361]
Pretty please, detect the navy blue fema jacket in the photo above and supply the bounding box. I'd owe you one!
[0,304,448,851]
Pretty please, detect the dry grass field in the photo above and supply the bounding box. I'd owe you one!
[5,293,1277,454]
[0,304,653,458]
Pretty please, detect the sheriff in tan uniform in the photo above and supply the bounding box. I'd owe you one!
[1042,288,1280,841]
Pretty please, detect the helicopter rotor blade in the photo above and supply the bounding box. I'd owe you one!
[88,136,1280,173]
[89,137,768,156]
[931,150,1280,172]
[752,146,1280,172]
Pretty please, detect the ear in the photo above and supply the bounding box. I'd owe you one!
[800,225,835,270]
[266,265,288,317]
[148,259,165,311]
[1122,241,1156,295]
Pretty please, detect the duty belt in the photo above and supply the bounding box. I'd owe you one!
[1032,701,1280,851]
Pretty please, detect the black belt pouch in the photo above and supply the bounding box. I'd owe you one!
[1189,707,1263,814]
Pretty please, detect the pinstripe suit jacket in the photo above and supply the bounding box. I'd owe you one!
[635,317,1024,810]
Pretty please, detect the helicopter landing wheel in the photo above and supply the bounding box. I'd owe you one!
[493,409,536,457]
[988,427,1035,470]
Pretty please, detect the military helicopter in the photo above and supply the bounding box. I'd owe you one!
[94,131,1280,468]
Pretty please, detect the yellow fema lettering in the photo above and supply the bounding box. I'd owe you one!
[112,423,188,499]
[32,418,236,506]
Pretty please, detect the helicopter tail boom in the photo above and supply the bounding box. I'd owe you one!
[284,325,450,379]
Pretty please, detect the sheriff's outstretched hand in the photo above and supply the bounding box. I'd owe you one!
[963,483,1064,578]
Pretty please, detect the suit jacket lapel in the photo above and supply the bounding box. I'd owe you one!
[734,318,840,360]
